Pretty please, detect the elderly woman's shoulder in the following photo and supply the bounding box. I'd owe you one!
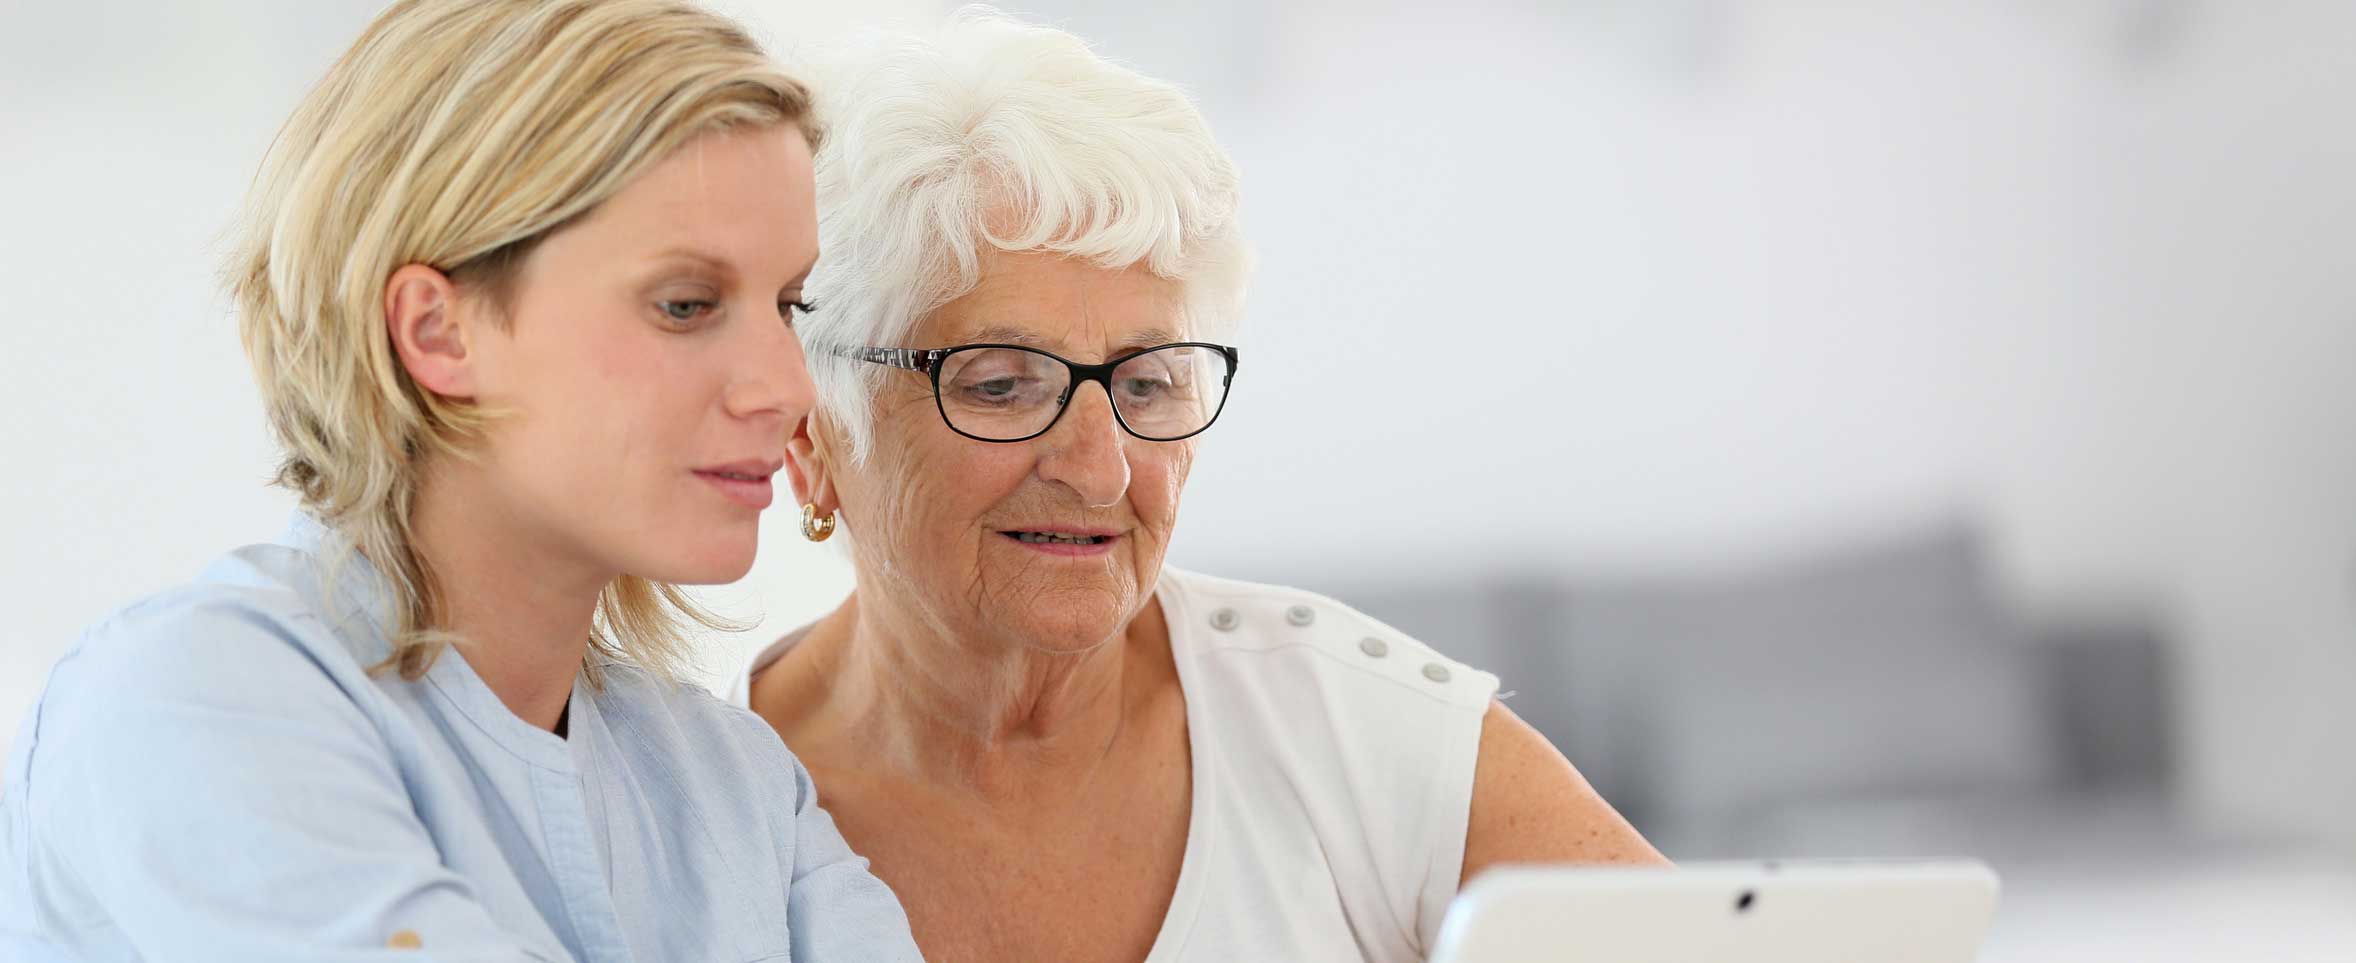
[1157,566,1497,710]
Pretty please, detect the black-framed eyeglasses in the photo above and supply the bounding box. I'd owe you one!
[838,341,1239,443]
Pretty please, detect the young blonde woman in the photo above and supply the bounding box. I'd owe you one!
[0,1,918,960]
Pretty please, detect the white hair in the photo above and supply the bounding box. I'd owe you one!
[798,7,1250,461]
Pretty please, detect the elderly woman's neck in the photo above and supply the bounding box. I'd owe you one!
[825,594,1177,795]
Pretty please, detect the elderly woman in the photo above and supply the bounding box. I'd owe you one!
[732,12,1664,962]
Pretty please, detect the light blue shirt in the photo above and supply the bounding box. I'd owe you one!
[1,514,920,962]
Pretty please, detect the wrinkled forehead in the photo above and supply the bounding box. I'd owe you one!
[914,248,1189,358]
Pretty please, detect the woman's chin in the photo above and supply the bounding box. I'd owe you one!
[633,538,758,586]
[999,600,1137,654]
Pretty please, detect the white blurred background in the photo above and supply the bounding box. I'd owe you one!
[4,1,2353,959]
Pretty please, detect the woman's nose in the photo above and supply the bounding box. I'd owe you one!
[1035,383,1131,508]
[723,316,813,422]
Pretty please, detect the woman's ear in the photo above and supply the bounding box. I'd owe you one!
[384,263,479,399]
[783,409,839,513]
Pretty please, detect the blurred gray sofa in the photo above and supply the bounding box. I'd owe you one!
[1308,519,2178,861]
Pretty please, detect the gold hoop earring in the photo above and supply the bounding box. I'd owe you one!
[800,503,837,542]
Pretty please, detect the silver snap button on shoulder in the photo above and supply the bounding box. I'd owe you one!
[1286,604,1316,627]
[1210,608,1240,631]
[1359,637,1390,658]
[1421,662,1453,683]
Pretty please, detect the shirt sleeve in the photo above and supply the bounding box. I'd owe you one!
[21,592,555,962]
[1412,680,1498,952]
[775,744,921,962]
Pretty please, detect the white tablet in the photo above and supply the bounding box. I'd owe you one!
[1430,861,2001,963]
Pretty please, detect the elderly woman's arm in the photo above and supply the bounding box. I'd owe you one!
[1460,701,1669,883]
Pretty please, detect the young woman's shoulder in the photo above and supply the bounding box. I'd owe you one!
[591,661,817,805]
[43,538,388,719]
[2,533,567,960]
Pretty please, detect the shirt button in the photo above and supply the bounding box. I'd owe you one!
[1286,605,1317,627]
[1359,637,1390,658]
[387,931,423,949]
[1210,608,1240,631]
[1422,662,1453,684]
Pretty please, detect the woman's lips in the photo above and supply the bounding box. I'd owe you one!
[696,470,774,510]
[1000,529,1120,557]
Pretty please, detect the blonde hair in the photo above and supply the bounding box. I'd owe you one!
[228,0,817,682]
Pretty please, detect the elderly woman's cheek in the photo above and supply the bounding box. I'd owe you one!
[1142,447,1193,539]
[896,464,977,579]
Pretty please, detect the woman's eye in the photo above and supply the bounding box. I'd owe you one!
[781,299,818,325]
[657,299,715,325]
[1119,376,1182,406]
[956,376,1042,405]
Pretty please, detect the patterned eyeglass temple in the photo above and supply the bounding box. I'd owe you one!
[838,345,949,372]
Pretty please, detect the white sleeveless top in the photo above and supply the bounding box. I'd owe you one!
[725,567,1500,962]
